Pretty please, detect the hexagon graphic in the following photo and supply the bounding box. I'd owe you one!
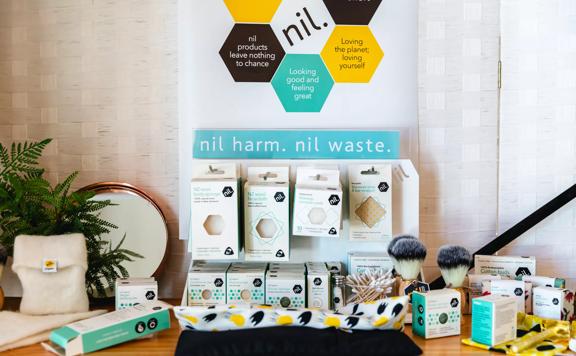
[203,215,225,235]
[256,218,278,239]
[220,24,285,82]
[271,1,335,54]
[321,26,384,83]
[271,54,334,112]
[223,0,282,23]
[323,0,383,25]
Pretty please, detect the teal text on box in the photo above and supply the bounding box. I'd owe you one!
[192,130,400,159]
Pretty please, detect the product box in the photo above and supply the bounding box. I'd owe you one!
[226,263,267,305]
[471,295,517,346]
[474,255,536,279]
[519,275,566,289]
[347,252,393,275]
[115,278,158,310]
[305,262,331,309]
[326,261,343,275]
[412,289,461,339]
[467,274,502,314]
[190,163,239,260]
[244,167,290,261]
[265,264,306,308]
[187,263,229,306]
[46,301,171,356]
[292,167,343,238]
[348,164,392,241]
[533,286,575,321]
[482,280,528,313]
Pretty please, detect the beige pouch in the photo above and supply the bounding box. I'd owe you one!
[12,234,89,315]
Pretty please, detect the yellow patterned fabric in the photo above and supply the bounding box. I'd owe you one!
[174,296,408,332]
[462,313,570,355]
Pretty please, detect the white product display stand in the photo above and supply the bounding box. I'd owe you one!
[189,158,419,264]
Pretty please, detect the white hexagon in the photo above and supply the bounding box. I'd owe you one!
[308,208,327,225]
[203,215,225,235]
[256,218,278,239]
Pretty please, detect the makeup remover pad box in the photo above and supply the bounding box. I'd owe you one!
[412,289,461,339]
[47,301,171,356]
[190,163,239,260]
[533,286,575,321]
[265,264,306,308]
[472,295,517,346]
[293,167,342,238]
[348,164,392,241]
[244,167,290,261]
[187,263,229,306]
[115,278,158,310]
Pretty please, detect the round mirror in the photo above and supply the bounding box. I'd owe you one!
[79,183,168,281]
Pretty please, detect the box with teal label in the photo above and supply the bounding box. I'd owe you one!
[412,289,461,339]
[472,295,517,347]
[46,301,171,356]
[226,263,267,305]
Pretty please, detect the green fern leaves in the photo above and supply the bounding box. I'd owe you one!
[0,139,142,297]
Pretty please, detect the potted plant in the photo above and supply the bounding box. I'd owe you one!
[0,139,141,298]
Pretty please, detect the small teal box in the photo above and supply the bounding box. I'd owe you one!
[412,289,461,339]
[471,295,517,346]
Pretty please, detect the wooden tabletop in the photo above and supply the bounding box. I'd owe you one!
[0,298,506,355]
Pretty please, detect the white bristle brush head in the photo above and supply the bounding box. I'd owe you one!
[389,237,426,280]
[437,245,472,288]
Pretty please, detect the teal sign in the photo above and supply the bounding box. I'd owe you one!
[193,130,399,159]
[271,54,334,112]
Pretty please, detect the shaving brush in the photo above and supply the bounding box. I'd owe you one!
[388,236,427,297]
[437,245,472,316]
[0,244,7,310]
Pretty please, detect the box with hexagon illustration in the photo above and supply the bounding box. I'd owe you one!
[244,166,290,261]
[187,263,230,306]
[348,164,392,241]
[292,167,342,238]
[412,289,461,339]
[190,163,239,260]
[265,264,306,308]
[226,263,268,305]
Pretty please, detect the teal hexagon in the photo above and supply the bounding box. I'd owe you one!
[271,54,334,112]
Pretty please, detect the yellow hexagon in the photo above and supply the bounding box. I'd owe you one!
[321,26,384,83]
[223,0,282,23]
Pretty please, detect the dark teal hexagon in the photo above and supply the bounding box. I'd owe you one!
[271,54,334,113]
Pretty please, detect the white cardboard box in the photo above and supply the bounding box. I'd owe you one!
[190,163,239,260]
[115,278,158,310]
[265,265,306,308]
[533,286,575,321]
[244,167,290,261]
[226,263,267,305]
[472,295,517,346]
[474,255,536,279]
[482,279,527,313]
[348,164,392,241]
[292,167,342,238]
[305,262,331,310]
[347,252,393,275]
[187,263,229,306]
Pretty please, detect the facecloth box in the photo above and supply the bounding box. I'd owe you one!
[471,295,517,346]
[474,255,536,279]
[190,163,239,260]
[533,286,575,321]
[47,301,171,356]
[348,164,392,241]
[292,167,342,238]
[412,289,461,339]
[466,274,502,314]
[244,167,290,261]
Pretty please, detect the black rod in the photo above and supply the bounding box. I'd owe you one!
[430,184,576,289]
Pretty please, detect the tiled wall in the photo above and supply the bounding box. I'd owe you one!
[1,0,575,297]
[418,0,501,281]
[0,0,188,298]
